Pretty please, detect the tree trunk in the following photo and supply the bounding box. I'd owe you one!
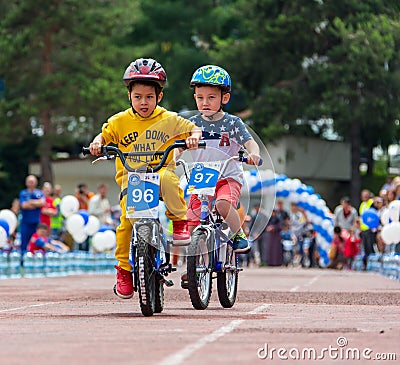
[366,144,374,176]
[39,30,54,185]
[350,118,361,207]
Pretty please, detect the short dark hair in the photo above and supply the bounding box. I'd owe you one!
[341,196,351,204]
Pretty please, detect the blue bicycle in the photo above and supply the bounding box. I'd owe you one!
[178,150,259,309]
[83,140,205,316]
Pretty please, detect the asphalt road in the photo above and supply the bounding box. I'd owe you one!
[1,267,399,365]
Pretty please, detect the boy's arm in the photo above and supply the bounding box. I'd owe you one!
[89,133,104,156]
[243,139,261,166]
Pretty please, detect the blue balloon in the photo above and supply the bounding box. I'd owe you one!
[98,224,113,232]
[78,209,90,225]
[361,208,380,229]
[0,218,9,236]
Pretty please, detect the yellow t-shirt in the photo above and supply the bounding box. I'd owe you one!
[102,106,195,188]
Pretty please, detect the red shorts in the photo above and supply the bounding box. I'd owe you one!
[187,178,242,226]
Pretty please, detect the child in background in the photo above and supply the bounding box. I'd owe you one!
[28,223,70,255]
[89,58,201,299]
[327,226,346,270]
[344,227,361,269]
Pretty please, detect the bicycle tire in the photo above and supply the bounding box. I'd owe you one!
[217,243,238,308]
[187,230,213,310]
[136,224,156,317]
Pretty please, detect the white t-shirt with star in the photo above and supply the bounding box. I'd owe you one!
[188,113,253,185]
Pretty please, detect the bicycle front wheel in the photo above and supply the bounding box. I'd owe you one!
[217,243,238,308]
[136,224,156,317]
[187,230,213,310]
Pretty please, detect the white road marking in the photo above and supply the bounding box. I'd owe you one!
[290,275,320,292]
[0,302,57,313]
[304,275,319,287]
[158,304,271,365]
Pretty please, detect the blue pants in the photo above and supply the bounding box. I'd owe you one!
[20,222,38,254]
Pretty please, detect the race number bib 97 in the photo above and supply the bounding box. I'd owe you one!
[126,172,160,218]
[187,162,221,196]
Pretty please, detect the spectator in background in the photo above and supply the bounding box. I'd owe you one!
[265,209,283,266]
[289,203,308,265]
[327,226,346,270]
[275,199,289,223]
[28,223,70,255]
[248,203,269,266]
[75,183,94,210]
[40,182,57,228]
[51,184,64,240]
[386,189,397,205]
[359,189,374,231]
[89,183,114,226]
[380,176,394,193]
[334,196,358,232]
[19,175,45,258]
[344,226,361,270]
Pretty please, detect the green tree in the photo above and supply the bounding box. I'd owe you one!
[0,0,137,184]
[213,0,400,205]
[122,0,240,111]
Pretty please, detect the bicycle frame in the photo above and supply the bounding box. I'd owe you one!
[83,140,206,315]
[179,154,245,273]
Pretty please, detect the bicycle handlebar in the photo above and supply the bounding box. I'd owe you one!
[82,140,206,173]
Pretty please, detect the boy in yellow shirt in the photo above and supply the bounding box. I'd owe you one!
[90,58,201,299]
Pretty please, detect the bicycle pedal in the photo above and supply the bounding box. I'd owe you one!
[180,280,189,290]
[162,278,174,287]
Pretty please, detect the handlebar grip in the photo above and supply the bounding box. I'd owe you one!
[242,157,263,166]
[82,147,91,156]
[174,140,207,149]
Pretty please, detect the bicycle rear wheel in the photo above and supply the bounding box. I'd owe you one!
[187,230,213,310]
[217,243,238,308]
[136,224,156,316]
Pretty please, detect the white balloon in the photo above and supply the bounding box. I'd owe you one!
[290,179,302,191]
[60,195,80,218]
[388,200,400,222]
[84,215,101,236]
[300,192,309,202]
[92,232,108,252]
[381,222,400,244]
[66,213,85,235]
[308,194,319,206]
[0,209,17,234]
[287,192,300,203]
[322,219,333,231]
[315,199,326,210]
[103,230,116,250]
[380,209,391,226]
[72,231,88,244]
[0,226,7,247]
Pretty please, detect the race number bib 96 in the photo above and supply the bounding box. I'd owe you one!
[126,172,160,218]
[187,162,221,196]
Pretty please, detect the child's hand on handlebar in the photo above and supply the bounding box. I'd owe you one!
[246,153,261,166]
[185,128,201,150]
[89,134,104,156]
[89,141,103,156]
[185,136,200,149]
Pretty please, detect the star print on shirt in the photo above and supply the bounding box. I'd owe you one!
[209,130,216,136]
[220,125,226,132]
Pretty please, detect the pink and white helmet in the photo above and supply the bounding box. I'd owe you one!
[123,58,167,89]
